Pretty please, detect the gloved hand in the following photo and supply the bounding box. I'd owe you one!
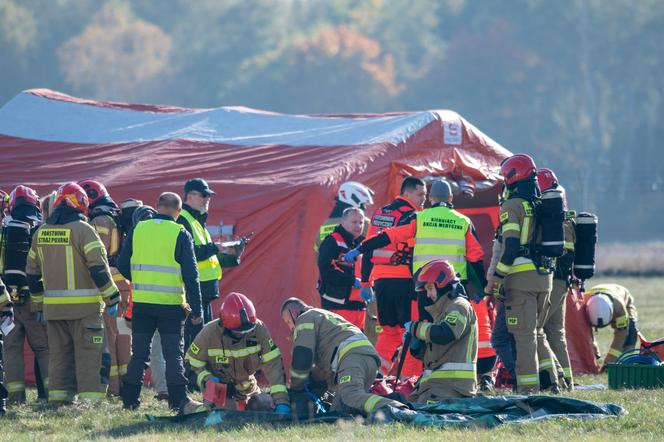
[360,286,373,302]
[403,320,414,335]
[106,303,118,317]
[274,403,291,414]
[490,276,505,301]
[342,248,361,263]
[473,292,484,304]
[353,278,362,289]
[208,376,221,384]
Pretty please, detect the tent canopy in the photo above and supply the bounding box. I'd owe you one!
[0,89,597,374]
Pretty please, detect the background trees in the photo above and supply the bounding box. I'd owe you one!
[1,0,662,240]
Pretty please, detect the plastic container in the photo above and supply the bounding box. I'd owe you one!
[607,364,664,389]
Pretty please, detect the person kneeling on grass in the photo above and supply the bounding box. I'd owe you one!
[406,259,478,402]
[180,292,290,415]
[584,283,639,371]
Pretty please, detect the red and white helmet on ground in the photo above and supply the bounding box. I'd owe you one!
[54,182,89,214]
[413,259,458,292]
[220,292,257,333]
[9,185,39,212]
[338,181,374,208]
[78,179,109,206]
[586,294,613,328]
[536,168,559,191]
[500,154,537,186]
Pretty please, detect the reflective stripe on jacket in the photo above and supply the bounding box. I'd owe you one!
[131,219,185,305]
[412,205,470,276]
[180,209,221,282]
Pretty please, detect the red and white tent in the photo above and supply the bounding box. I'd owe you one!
[0,89,598,376]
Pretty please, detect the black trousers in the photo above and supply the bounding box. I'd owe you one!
[122,303,187,409]
[374,278,416,327]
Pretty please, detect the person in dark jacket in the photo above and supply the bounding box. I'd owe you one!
[118,192,202,410]
[317,207,369,329]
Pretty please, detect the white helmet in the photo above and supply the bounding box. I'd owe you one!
[586,294,613,328]
[337,181,374,208]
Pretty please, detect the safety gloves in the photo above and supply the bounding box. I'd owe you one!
[342,248,361,263]
[360,286,374,302]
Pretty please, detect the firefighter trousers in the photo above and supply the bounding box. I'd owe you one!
[3,303,49,403]
[106,274,132,395]
[543,278,572,383]
[103,312,131,395]
[47,312,106,403]
[333,351,404,416]
[504,287,556,394]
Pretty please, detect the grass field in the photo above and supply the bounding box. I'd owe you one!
[3,276,664,441]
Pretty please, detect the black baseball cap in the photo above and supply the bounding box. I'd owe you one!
[184,178,216,196]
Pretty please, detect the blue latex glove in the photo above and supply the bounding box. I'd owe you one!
[353,278,362,289]
[403,320,413,335]
[106,303,118,317]
[274,404,291,414]
[35,311,46,323]
[343,248,361,263]
[209,376,220,383]
[360,286,373,302]
[473,293,483,304]
[304,387,327,414]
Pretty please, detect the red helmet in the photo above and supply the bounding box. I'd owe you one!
[413,259,458,292]
[78,180,109,205]
[9,185,40,212]
[500,154,537,186]
[220,292,257,333]
[54,182,89,214]
[536,168,559,191]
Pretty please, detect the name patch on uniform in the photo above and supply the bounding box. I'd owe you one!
[339,375,352,384]
[190,343,200,355]
[268,339,274,348]
[37,229,70,245]
[500,212,509,223]
[507,317,518,326]
[216,356,229,364]
[372,214,396,228]
[445,312,460,325]
[92,336,103,344]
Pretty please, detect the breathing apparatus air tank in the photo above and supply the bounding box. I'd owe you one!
[536,188,565,258]
[573,212,598,280]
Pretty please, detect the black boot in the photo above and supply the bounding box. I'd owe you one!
[121,383,142,410]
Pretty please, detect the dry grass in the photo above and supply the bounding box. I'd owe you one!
[596,241,664,276]
[1,276,663,441]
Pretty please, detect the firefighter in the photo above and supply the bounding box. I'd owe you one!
[584,284,639,370]
[1,186,49,404]
[486,154,556,394]
[118,192,203,410]
[182,292,290,413]
[26,182,120,405]
[352,176,426,376]
[118,198,143,234]
[281,297,406,417]
[406,260,478,400]
[537,168,575,389]
[317,207,370,329]
[314,181,374,255]
[0,276,12,416]
[348,179,485,374]
[40,191,57,220]
[78,180,131,396]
